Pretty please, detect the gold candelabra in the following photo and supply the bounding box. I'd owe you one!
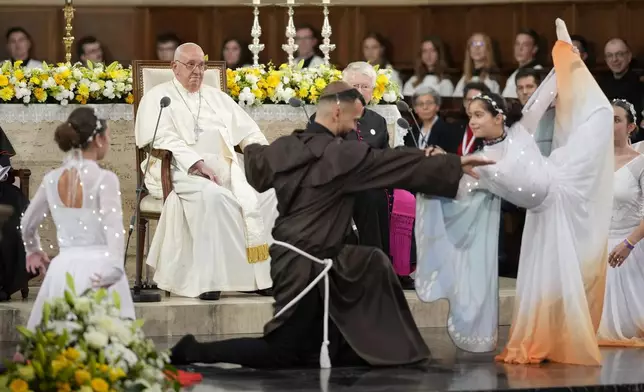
[63,0,75,64]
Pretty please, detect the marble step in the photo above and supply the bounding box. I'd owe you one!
[0,278,516,341]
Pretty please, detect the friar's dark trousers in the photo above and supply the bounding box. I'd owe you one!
[178,288,367,369]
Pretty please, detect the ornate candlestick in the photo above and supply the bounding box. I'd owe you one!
[281,2,299,67]
[63,0,75,64]
[248,4,265,67]
[319,2,335,66]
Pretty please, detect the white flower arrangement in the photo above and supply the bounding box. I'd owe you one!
[0,274,180,392]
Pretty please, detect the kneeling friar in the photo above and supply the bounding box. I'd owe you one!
[134,43,277,298]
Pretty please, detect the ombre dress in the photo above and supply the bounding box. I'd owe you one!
[21,154,135,330]
[597,154,644,346]
[414,19,613,366]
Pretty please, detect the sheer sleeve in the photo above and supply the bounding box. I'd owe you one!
[95,171,125,287]
[520,68,557,133]
[20,180,49,255]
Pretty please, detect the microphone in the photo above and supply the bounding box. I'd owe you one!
[395,103,418,148]
[397,117,411,130]
[124,96,171,302]
[289,97,312,124]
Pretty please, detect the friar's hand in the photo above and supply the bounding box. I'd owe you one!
[424,145,446,156]
[460,155,495,180]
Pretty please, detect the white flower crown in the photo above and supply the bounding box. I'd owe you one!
[612,98,637,123]
[473,93,507,121]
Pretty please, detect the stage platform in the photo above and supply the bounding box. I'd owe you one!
[0,278,518,341]
[155,327,644,391]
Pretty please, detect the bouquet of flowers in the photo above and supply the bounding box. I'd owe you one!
[0,60,134,105]
[0,274,180,392]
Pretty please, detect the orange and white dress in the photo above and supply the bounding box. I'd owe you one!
[415,19,613,366]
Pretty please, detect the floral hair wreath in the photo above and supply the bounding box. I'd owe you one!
[612,98,637,123]
[473,93,507,121]
[67,108,105,148]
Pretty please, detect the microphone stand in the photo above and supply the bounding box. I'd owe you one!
[124,101,168,303]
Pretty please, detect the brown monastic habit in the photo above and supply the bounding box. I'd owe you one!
[244,121,463,366]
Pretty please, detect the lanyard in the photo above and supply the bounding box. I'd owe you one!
[461,129,475,155]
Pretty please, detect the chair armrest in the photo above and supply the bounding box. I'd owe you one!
[150,149,174,201]
[9,168,31,198]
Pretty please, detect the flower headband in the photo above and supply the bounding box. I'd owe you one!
[612,98,637,123]
[473,93,506,121]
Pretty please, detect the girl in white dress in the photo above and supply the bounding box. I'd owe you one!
[415,19,614,366]
[21,107,135,330]
[597,99,644,346]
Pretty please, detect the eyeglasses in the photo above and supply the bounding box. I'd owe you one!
[176,60,208,72]
[605,51,628,61]
[352,84,373,91]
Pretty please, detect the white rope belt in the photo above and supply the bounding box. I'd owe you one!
[271,240,333,369]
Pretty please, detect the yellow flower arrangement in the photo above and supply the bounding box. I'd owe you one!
[0,60,401,107]
[0,60,133,105]
[0,274,180,392]
[226,62,401,106]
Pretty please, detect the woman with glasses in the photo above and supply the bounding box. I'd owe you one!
[453,33,500,97]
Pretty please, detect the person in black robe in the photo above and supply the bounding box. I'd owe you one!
[169,81,493,368]
[0,126,32,301]
[312,105,391,257]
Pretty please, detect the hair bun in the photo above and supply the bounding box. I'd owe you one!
[54,122,80,152]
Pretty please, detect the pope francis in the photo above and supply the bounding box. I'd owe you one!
[134,43,277,300]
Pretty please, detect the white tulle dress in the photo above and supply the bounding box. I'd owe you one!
[597,154,644,346]
[414,19,614,366]
[21,153,135,330]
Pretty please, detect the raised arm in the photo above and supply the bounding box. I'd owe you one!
[21,181,49,256]
[344,146,463,197]
[92,172,126,288]
[519,68,557,133]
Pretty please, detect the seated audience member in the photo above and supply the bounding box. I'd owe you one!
[77,36,105,64]
[0,125,33,301]
[515,67,541,106]
[4,27,41,69]
[453,33,500,97]
[362,32,402,88]
[134,43,277,301]
[502,29,543,99]
[598,38,644,143]
[402,36,454,97]
[222,38,253,69]
[156,32,181,61]
[404,87,455,152]
[294,25,323,68]
[570,34,590,64]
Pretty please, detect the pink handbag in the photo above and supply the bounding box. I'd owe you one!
[389,189,416,276]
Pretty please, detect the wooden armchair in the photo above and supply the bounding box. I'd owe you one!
[131,60,227,293]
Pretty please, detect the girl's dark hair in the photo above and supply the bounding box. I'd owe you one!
[472,92,523,128]
[54,107,107,152]
[612,99,637,124]
[362,32,392,69]
[221,38,253,68]
[413,36,449,86]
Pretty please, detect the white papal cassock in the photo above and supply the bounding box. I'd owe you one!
[134,79,277,297]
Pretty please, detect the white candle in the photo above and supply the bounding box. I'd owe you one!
[253,0,260,4]
[287,0,294,4]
